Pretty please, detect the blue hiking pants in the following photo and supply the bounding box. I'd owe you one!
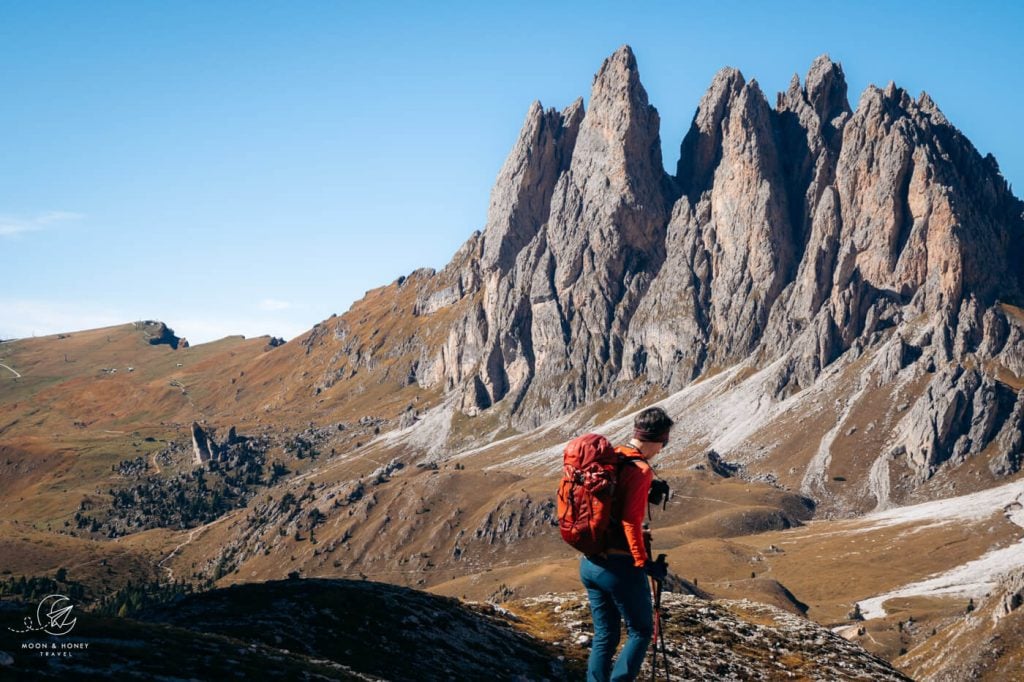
[579,554,653,682]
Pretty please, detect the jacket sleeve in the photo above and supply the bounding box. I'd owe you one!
[620,462,653,567]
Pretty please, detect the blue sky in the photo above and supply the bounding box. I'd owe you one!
[3,1,1022,343]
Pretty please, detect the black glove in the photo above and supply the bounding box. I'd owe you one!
[648,479,670,508]
[645,554,668,580]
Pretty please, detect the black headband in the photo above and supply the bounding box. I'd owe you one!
[633,427,670,444]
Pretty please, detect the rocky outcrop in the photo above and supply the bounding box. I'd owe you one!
[473,495,556,545]
[996,568,1024,621]
[139,321,185,349]
[191,421,214,465]
[700,450,740,478]
[991,392,1024,476]
[191,423,258,467]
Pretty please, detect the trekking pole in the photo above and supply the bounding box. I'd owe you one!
[655,577,670,681]
[649,574,659,682]
[644,527,657,681]
[644,532,671,680]
[648,559,671,681]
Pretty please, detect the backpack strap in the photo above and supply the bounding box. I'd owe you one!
[614,444,644,461]
[609,446,649,524]
[614,445,656,522]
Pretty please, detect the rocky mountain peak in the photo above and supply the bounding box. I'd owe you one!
[561,95,585,126]
[677,66,745,196]
[431,45,678,420]
[587,44,646,102]
[593,44,638,81]
[586,44,644,116]
[565,43,666,228]
[777,55,850,143]
[838,78,1023,312]
[804,54,849,123]
[480,97,583,272]
[916,91,949,125]
[530,43,671,411]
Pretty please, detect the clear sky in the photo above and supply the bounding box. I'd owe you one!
[3,1,1022,343]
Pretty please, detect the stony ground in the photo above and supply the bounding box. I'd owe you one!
[516,591,912,681]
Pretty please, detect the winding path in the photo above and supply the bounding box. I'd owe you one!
[0,363,21,378]
[157,513,234,582]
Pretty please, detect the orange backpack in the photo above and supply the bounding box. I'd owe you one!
[556,433,624,555]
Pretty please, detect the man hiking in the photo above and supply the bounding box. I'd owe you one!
[579,406,673,682]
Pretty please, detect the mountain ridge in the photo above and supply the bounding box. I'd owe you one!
[294,45,1024,496]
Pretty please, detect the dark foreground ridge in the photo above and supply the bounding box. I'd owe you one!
[1,578,913,681]
[0,578,569,681]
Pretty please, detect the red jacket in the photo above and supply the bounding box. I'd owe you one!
[606,445,654,567]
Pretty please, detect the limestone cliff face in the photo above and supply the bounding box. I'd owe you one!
[439,46,674,422]
[480,99,583,274]
[628,67,798,387]
[536,46,671,412]
[315,46,1024,486]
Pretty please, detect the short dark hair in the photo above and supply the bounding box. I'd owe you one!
[633,406,674,443]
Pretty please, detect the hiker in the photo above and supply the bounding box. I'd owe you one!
[579,406,673,682]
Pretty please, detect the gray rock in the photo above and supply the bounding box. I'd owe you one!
[996,568,1024,620]
[481,99,582,273]
[991,392,1024,476]
[191,421,214,465]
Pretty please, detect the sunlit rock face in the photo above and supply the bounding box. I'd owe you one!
[376,46,1024,487]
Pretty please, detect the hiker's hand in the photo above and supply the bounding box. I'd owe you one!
[645,555,668,580]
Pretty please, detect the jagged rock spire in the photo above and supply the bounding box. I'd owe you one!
[804,54,850,125]
[535,45,671,406]
[548,44,669,276]
[481,99,583,272]
[677,66,745,198]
